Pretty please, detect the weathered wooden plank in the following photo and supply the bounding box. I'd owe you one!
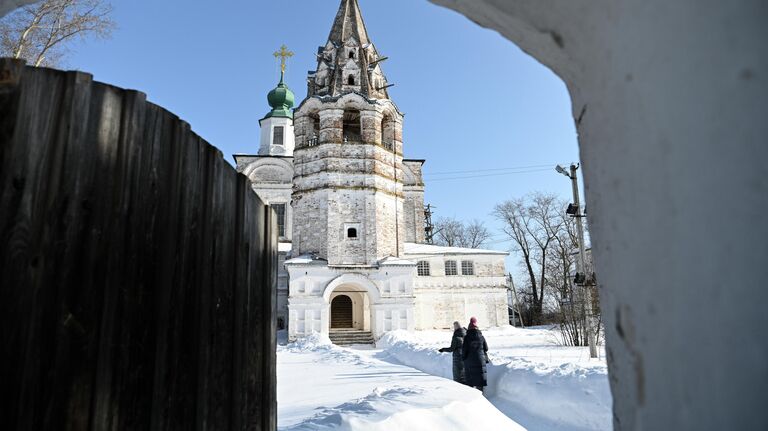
[0,60,277,430]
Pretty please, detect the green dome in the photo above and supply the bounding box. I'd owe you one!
[265,73,295,119]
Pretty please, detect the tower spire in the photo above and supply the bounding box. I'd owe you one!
[307,0,391,99]
[328,0,371,47]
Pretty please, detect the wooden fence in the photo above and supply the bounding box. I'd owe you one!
[0,58,277,430]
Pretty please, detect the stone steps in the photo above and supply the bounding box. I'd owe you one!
[329,330,375,346]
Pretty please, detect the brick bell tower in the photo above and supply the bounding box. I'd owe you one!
[291,0,405,266]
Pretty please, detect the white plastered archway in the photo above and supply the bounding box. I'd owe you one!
[322,273,381,304]
[324,273,380,333]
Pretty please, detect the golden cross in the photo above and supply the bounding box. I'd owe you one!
[273,44,294,73]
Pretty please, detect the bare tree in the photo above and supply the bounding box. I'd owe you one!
[0,0,114,67]
[493,193,563,325]
[547,205,586,345]
[433,217,492,248]
[463,219,492,248]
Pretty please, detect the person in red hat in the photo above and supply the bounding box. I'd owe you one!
[462,317,489,393]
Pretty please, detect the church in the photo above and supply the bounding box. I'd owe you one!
[235,0,509,342]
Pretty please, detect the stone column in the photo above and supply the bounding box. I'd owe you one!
[319,108,343,145]
[360,110,384,145]
[293,114,311,148]
[393,116,404,155]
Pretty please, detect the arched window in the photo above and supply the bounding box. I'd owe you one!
[381,114,394,150]
[306,113,320,146]
[347,228,357,238]
[343,109,362,142]
[348,75,355,85]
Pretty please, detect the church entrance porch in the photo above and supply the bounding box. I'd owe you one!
[285,266,416,341]
[328,285,371,332]
[328,284,374,345]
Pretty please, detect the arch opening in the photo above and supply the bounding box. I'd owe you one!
[330,295,353,328]
[381,114,394,150]
[343,109,362,142]
[327,282,373,332]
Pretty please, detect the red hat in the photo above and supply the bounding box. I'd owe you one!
[469,317,478,327]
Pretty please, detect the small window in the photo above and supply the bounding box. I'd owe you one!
[349,51,355,59]
[273,203,286,237]
[348,75,355,85]
[347,228,357,238]
[461,260,475,275]
[445,260,458,276]
[417,261,430,276]
[273,126,284,146]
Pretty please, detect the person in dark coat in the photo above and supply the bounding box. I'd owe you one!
[462,316,489,392]
[438,321,467,384]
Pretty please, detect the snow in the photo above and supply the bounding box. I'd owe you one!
[377,326,612,431]
[403,242,509,255]
[284,254,326,265]
[277,326,612,431]
[278,331,524,430]
[378,256,417,266]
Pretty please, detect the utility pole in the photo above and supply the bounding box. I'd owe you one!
[508,273,525,328]
[557,163,598,358]
[424,204,435,244]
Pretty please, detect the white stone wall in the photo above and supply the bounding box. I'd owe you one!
[426,3,768,428]
[414,287,509,330]
[258,116,295,156]
[405,250,509,329]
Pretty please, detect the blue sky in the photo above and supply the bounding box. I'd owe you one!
[65,0,580,260]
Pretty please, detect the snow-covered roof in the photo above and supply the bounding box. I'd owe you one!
[284,254,328,265]
[379,256,416,266]
[278,242,293,253]
[403,242,508,256]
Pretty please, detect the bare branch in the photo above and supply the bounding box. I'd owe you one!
[1,0,115,67]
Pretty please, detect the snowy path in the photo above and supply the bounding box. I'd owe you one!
[277,334,524,430]
[377,328,613,431]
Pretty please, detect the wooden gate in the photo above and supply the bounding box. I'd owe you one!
[0,59,277,430]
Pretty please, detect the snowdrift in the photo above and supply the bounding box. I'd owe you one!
[278,331,524,431]
[378,329,612,431]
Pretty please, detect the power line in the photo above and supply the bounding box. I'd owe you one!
[426,168,553,182]
[424,163,572,176]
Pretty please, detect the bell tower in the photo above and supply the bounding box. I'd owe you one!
[291,0,405,266]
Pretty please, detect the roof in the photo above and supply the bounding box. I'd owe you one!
[403,242,509,256]
[328,0,371,47]
[284,254,328,265]
[379,256,416,266]
[232,154,293,165]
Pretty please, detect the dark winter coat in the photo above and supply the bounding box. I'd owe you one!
[461,327,488,388]
[441,327,467,384]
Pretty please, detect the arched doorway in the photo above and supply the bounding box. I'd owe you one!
[330,295,353,329]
